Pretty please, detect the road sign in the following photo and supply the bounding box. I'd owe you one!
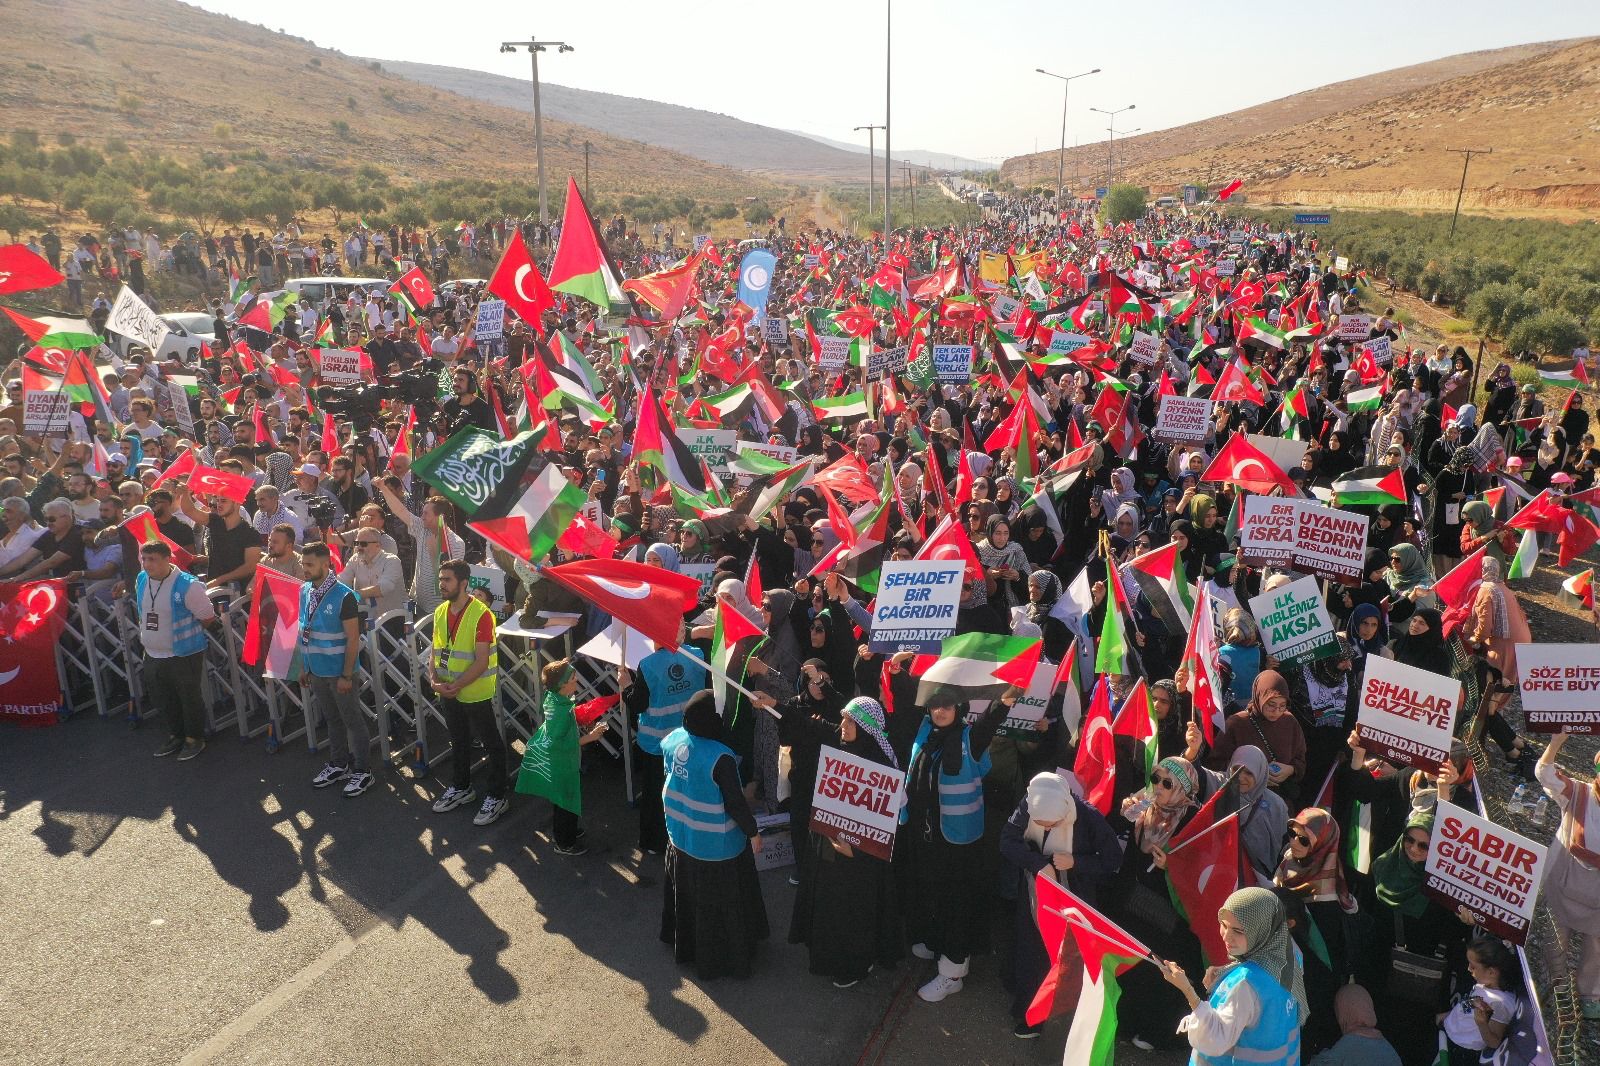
[1293,213,1331,225]
[1094,187,1108,199]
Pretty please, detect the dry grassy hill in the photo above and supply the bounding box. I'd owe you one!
[1002,38,1600,212]
[0,0,766,198]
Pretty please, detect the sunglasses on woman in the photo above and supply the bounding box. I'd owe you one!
[1292,831,1313,847]
[1402,835,1429,852]
[1152,776,1177,790]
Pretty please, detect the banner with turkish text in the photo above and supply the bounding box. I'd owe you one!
[0,580,69,726]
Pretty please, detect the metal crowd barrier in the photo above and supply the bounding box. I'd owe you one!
[61,591,627,798]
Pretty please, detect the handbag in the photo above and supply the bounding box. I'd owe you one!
[1123,879,1181,937]
[1388,912,1447,1005]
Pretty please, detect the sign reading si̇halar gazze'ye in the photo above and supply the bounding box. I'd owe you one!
[1424,800,1547,945]
[809,744,905,861]
[1516,643,1600,734]
[1355,655,1460,771]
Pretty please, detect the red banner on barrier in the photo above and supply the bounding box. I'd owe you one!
[0,580,69,726]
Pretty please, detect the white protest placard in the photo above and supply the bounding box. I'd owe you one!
[1337,314,1373,342]
[1228,230,1248,243]
[166,375,197,437]
[1154,394,1213,444]
[1333,256,1350,273]
[1237,496,1299,569]
[1048,331,1091,356]
[761,317,790,346]
[1127,331,1163,367]
[467,563,508,613]
[731,439,799,488]
[803,254,821,269]
[679,563,717,602]
[1517,644,1600,734]
[1193,235,1212,249]
[1356,655,1461,771]
[23,388,70,437]
[1248,576,1337,665]
[868,560,963,653]
[474,298,506,341]
[578,498,603,526]
[693,234,711,251]
[932,344,973,383]
[818,334,853,372]
[866,345,908,383]
[107,285,170,354]
[1245,433,1308,477]
[1362,334,1392,367]
[1214,258,1237,277]
[680,428,736,476]
[1424,801,1546,945]
[991,294,1021,323]
[969,660,1056,738]
[318,348,362,384]
[1237,496,1367,583]
[810,744,904,861]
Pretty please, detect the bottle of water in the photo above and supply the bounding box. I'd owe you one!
[1508,782,1529,817]
[1124,789,1153,822]
[1531,795,1551,830]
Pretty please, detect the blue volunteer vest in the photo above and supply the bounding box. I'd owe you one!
[135,569,207,657]
[298,581,359,678]
[659,727,745,861]
[901,718,991,845]
[636,647,708,756]
[1191,962,1301,1066]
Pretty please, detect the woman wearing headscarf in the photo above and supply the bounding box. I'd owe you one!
[1314,431,1359,486]
[786,697,903,989]
[1109,501,1141,559]
[1536,732,1600,1020]
[1429,446,1478,573]
[1482,363,1518,427]
[659,691,770,980]
[1114,756,1209,1052]
[1215,745,1292,884]
[1464,554,1532,689]
[999,771,1120,1038]
[1161,886,1306,1065]
[899,686,1011,1004]
[976,512,1032,614]
[1100,465,1141,519]
[767,658,845,897]
[1218,608,1264,713]
[1018,507,1058,569]
[991,475,1021,521]
[1458,498,1514,565]
[1307,985,1402,1066]
[1208,672,1308,806]
[622,623,710,856]
[1392,607,1446,672]
[1274,808,1358,1051]
[1384,542,1430,625]
[1187,492,1229,575]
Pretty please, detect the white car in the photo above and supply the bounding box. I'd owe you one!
[284,276,391,305]
[107,311,215,362]
[439,278,487,296]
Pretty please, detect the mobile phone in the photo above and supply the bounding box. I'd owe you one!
[595,468,607,483]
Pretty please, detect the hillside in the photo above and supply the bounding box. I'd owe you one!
[378,60,966,182]
[781,130,990,173]
[0,0,764,198]
[1001,38,1600,211]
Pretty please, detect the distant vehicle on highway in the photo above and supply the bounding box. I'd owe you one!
[284,276,391,306]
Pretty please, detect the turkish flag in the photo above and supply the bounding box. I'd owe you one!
[1163,785,1242,966]
[832,306,878,338]
[540,559,702,651]
[487,231,555,335]
[1200,433,1297,495]
[0,580,70,725]
[152,446,198,489]
[23,345,70,376]
[188,463,256,504]
[392,266,435,309]
[0,244,65,295]
[556,512,617,560]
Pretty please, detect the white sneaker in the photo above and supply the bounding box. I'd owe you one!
[910,943,936,961]
[312,762,350,789]
[342,771,374,797]
[432,786,476,813]
[917,974,963,1003]
[473,795,509,826]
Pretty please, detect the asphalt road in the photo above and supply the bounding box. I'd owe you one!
[0,710,1185,1066]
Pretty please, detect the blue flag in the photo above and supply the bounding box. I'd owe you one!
[735,249,777,319]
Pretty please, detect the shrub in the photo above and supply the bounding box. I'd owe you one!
[1505,310,1587,357]
[1101,184,1146,224]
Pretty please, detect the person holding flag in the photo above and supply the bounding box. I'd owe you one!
[428,559,509,827]
[299,542,372,797]
[621,622,709,857]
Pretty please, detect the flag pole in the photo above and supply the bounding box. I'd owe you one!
[1047,909,1166,969]
[1163,806,1245,857]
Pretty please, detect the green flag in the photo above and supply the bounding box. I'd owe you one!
[515,692,582,814]
[411,426,541,517]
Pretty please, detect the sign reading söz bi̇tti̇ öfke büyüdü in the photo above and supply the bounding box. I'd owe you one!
[1516,644,1600,734]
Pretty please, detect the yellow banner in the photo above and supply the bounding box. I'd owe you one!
[979,252,1010,286]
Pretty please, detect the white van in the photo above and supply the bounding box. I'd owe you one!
[284,276,391,306]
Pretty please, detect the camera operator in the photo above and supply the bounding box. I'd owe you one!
[326,456,370,525]
[283,463,345,530]
[441,368,496,435]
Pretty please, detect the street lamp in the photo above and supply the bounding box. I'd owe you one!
[499,36,575,226]
[1035,67,1099,207]
[1104,128,1140,184]
[883,0,892,236]
[1090,104,1135,190]
[854,124,886,215]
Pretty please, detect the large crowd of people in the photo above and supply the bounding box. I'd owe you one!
[5,184,1599,1065]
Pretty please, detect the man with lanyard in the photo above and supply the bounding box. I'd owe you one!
[140,542,219,761]
[300,543,373,797]
[428,559,508,826]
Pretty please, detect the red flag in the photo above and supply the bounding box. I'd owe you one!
[0,580,70,725]
[1556,509,1600,568]
[1211,358,1266,406]
[1164,785,1242,966]
[1181,586,1226,743]
[320,410,341,454]
[187,463,256,504]
[622,252,702,322]
[1351,344,1384,384]
[556,511,618,559]
[122,511,195,570]
[152,447,198,490]
[487,230,556,334]
[1434,546,1487,639]
[391,266,436,309]
[1200,433,1296,495]
[0,244,65,295]
[812,454,880,505]
[252,405,273,446]
[540,559,702,650]
[1025,872,1152,1026]
[1216,179,1243,201]
[1073,678,1117,815]
[391,407,416,456]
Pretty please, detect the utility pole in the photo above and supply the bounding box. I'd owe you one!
[583,140,591,202]
[854,124,885,214]
[1447,147,1492,239]
[499,35,575,225]
[1034,67,1099,207]
[1090,104,1135,191]
[883,0,892,237]
[901,164,917,228]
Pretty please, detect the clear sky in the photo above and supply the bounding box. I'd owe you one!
[191,0,1596,164]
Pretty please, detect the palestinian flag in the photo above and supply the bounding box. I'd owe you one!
[1283,384,1311,420]
[1561,568,1595,611]
[1050,878,1152,1062]
[548,177,629,310]
[468,463,588,565]
[809,472,893,594]
[730,455,816,525]
[1112,679,1159,786]
[237,290,295,332]
[1126,540,1192,632]
[867,262,907,310]
[812,391,869,420]
[633,385,714,499]
[1507,528,1539,580]
[981,391,1043,482]
[701,381,755,420]
[1343,384,1384,413]
[410,426,541,518]
[712,597,764,716]
[242,567,304,680]
[1540,363,1591,387]
[912,631,1042,707]
[312,318,335,347]
[64,349,115,423]
[528,342,611,425]
[1095,544,1133,677]
[228,269,251,305]
[552,332,607,396]
[122,510,196,571]
[2,306,102,350]
[1331,465,1407,507]
[1236,315,1287,350]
